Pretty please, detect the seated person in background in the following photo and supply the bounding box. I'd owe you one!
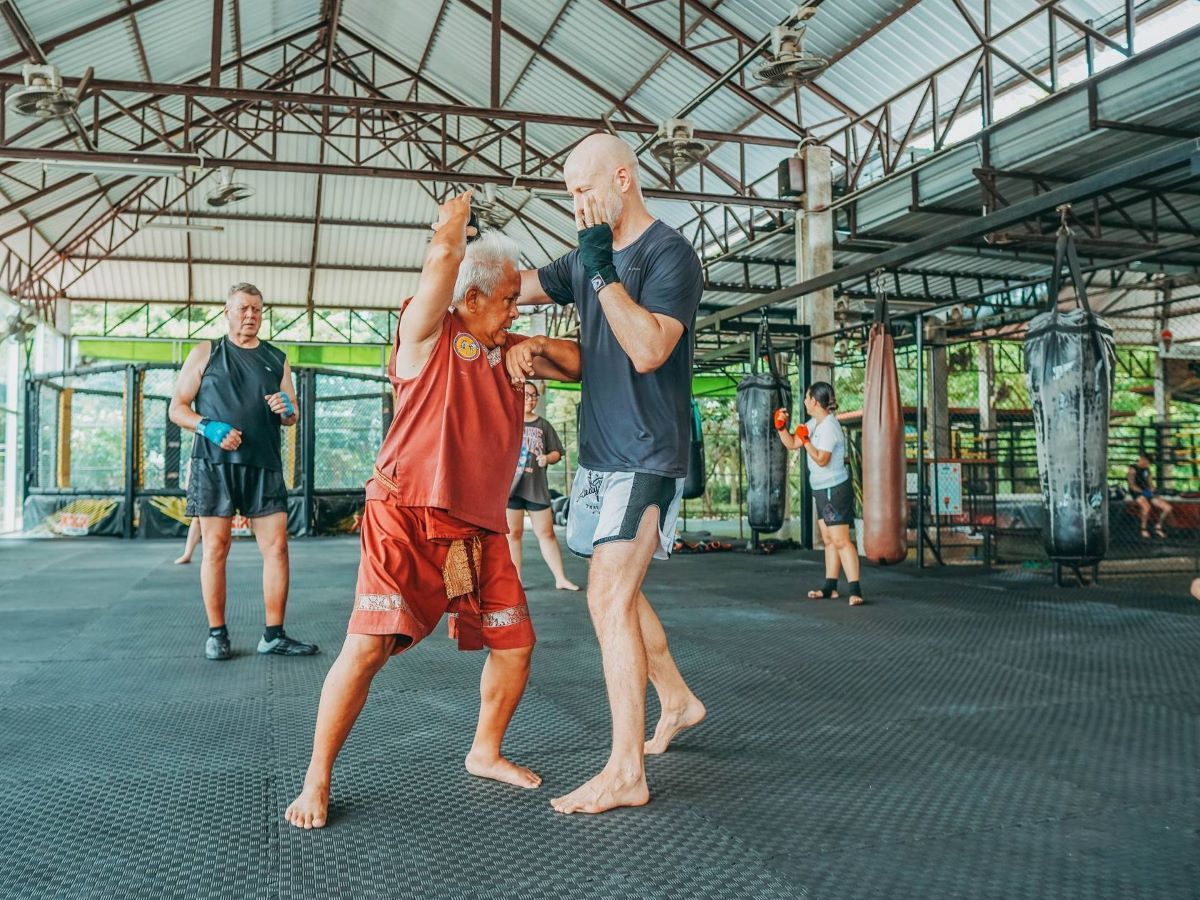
[1127,451,1171,540]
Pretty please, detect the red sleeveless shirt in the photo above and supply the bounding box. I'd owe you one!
[367,311,526,533]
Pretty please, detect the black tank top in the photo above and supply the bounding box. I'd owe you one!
[1130,465,1151,492]
[191,337,287,470]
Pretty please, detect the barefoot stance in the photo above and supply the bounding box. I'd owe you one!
[173,554,192,565]
[465,752,542,789]
[551,770,650,815]
[555,579,581,592]
[644,696,707,755]
[285,782,329,830]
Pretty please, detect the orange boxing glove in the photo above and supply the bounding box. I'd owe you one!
[773,408,789,431]
[794,423,810,445]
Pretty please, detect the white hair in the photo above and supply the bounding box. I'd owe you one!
[451,232,521,307]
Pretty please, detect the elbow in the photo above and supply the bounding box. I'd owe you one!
[168,403,187,428]
[631,350,670,375]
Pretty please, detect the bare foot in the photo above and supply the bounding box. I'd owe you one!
[173,555,192,565]
[807,589,838,599]
[555,579,581,591]
[644,695,707,755]
[284,781,329,829]
[551,767,649,814]
[848,595,864,606]
[1190,578,1200,602]
[465,751,542,789]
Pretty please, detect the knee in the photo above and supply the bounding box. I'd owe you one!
[508,523,524,540]
[587,584,634,620]
[205,534,232,560]
[343,638,392,674]
[534,523,555,541]
[491,645,533,673]
[261,539,289,562]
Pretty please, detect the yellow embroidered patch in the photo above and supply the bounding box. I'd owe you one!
[453,332,481,361]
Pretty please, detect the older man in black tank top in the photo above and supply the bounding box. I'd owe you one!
[170,283,317,661]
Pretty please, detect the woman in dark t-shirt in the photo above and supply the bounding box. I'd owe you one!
[506,383,579,591]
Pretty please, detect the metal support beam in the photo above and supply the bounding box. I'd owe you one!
[698,141,1197,330]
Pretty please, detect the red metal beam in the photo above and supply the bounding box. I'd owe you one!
[210,0,224,87]
[0,0,174,68]
[596,0,806,138]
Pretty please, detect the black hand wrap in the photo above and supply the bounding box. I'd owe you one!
[578,223,619,285]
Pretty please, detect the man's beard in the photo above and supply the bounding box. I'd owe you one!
[600,182,624,224]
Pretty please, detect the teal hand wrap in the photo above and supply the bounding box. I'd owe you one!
[578,223,619,286]
[198,419,233,445]
[280,393,295,418]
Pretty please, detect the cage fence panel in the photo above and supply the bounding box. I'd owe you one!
[309,369,392,534]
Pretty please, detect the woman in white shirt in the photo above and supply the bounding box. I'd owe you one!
[775,382,863,606]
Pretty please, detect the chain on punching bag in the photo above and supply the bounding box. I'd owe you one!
[1024,207,1115,566]
[861,279,908,564]
[737,314,791,533]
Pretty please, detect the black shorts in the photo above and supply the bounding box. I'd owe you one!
[813,480,854,526]
[186,460,288,518]
[507,496,550,512]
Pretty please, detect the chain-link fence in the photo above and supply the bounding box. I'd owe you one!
[23,362,390,538]
[824,321,1200,576]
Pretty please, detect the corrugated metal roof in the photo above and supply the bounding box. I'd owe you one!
[0,0,1194,325]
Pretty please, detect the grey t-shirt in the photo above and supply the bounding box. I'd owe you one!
[510,416,565,506]
[538,220,704,478]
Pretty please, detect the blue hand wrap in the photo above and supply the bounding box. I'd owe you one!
[280,393,295,418]
[198,419,233,445]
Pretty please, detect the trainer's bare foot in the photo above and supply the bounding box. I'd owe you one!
[644,695,707,755]
[465,751,542,789]
[173,554,192,565]
[555,579,581,592]
[284,781,329,829]
[551,767,649,814]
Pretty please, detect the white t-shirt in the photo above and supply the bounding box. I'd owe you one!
[806,414,849,490]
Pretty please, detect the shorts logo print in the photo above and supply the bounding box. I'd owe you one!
[579,471,604,504]
[453,333,481,361]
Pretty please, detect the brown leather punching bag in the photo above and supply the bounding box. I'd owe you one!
[860,290,907,565]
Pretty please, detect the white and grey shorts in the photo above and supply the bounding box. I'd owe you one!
[566,466,684,561]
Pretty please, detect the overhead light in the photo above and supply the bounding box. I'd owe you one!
[0,155,185,177]
[143,222,226,233]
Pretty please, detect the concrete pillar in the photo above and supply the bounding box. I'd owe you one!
[977,341,995,457]
[928,324,951,460]
[795,145,835,388]
[2,337,19,532]
[794,144,833,545]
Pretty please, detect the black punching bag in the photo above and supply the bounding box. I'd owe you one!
[737,321,791,533]
[1024,222,1115,565]
[683,399,705,500]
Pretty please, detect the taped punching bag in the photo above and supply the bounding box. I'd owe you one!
[861,289,908,565]
[683,399,706,500]
[1024,216,1115,565]
[737,318,791,533]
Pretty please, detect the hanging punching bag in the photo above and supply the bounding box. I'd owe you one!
[1024,216,1115,565]
[737,318,791,533]
[683,398,706,500]
[861,289,908,565]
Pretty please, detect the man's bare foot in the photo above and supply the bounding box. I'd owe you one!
[555,579,581,591]
[551,767,649,814]
[465,751,542,789]
[173,555,192,565]
[284,781,329,829]
[644,695,707,755]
